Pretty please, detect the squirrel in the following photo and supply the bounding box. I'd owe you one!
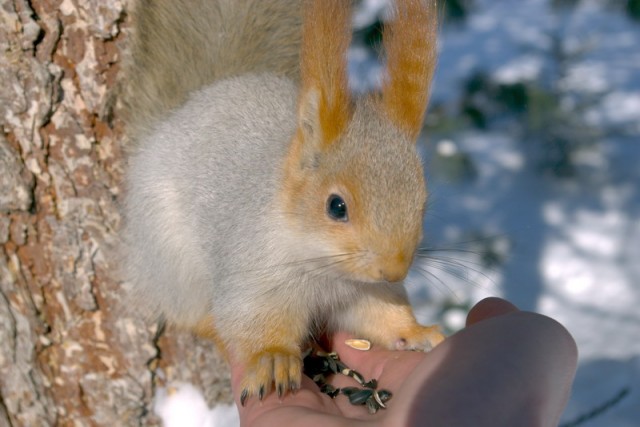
[123,0,443,404]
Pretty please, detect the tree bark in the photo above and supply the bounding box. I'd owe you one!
[0,1,230,425]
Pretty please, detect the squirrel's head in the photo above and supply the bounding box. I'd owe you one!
[279,0,437,283]
[280,97,426,283]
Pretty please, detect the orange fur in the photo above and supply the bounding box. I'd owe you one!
[192,314,230,360]
[250,317,307,356]
[300,0,353,145]
[381,0,438,139]
[236,321,306,398]
[343,291,445,350]
[240,346,302,397]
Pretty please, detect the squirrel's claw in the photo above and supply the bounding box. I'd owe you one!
[240,348,302,405]
[240,389,249,407]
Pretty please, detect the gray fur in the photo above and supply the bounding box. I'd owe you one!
[124,0,303,138]
[125,75,360,338]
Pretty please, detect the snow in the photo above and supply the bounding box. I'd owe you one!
[155,384,238,427]
[155,0,640,425]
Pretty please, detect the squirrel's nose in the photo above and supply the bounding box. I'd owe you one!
[380,268,408,283]
[379,253,411,283]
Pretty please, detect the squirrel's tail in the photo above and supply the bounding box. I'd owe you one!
[124,0,303,135]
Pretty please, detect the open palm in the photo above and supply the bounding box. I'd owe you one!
[231,298,577,427]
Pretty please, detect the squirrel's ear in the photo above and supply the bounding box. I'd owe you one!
[298,87,322,148]
[381,0,438,141]
[297,0,353,150]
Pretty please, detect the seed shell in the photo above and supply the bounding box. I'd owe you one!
[363,378,378,389]
[345,339,372,351]
[373,390,387,408]
[366,396,380,414]
[340,386,361,396]
[347,389,374,405]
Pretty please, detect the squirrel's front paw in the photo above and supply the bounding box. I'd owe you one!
[240,347,302,405]
[390,324,445,352]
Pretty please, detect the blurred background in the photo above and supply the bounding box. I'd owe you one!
[350,0,639,425]
[3,0,635,424]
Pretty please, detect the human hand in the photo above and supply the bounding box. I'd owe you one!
[230,298,577,426]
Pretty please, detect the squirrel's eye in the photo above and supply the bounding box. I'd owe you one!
[327,194,348,221]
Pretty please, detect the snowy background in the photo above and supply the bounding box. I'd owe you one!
[157,0,640,425]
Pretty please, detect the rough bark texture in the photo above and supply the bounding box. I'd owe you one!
[0,1,231,425]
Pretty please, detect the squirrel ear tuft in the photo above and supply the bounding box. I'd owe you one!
[381,0,438,141]
[298,87,321,147]
[298,0,353,149]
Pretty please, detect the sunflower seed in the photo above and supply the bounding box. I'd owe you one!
[363,378,378,389]
[377,389,392,403]
[366,396,380,414]
[347,388,374,405]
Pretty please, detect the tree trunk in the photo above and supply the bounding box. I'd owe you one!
[0,1,230,425]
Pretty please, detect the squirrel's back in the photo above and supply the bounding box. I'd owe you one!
[124,0,303,135]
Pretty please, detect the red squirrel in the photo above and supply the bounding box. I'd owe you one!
[123,0,443,404]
